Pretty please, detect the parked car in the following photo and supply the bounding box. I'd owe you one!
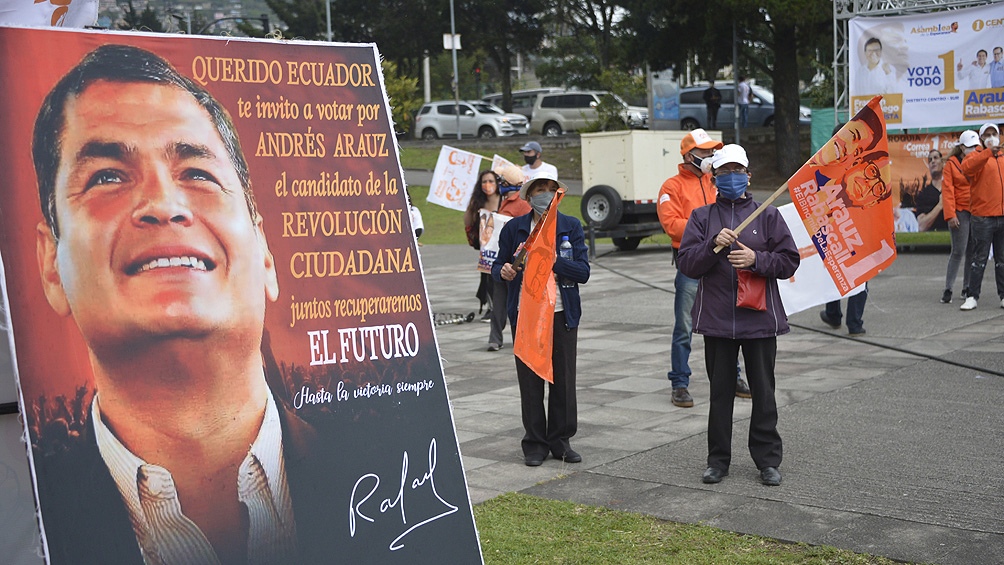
[414,100,529,140]
[482,88,564,120]
[677,84,811,130]
[531,90,648,136]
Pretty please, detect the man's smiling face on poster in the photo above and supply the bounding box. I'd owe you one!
[36,80,279,355]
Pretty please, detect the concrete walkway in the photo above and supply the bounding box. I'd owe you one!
[421,243,1004,565]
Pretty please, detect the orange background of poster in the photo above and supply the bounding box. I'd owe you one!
[0,27,426,414]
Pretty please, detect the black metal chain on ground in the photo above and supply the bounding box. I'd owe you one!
[592,251,1004,378]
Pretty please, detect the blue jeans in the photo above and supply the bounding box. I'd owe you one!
[668,270,698,389]
[825,284,868,334]
[739,104,749,128]
[945,210,973,293]
[668,268,744,388]
[968,215,1004,300]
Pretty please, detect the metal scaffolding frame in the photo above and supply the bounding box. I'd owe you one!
[831,0,997,123]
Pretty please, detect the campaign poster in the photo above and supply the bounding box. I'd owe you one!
[849,3,1004,129]
[426,145,482,211]
[788,97,897,295]
[888,131,967,232]
[0,26,482,564]
[477,212,513,274]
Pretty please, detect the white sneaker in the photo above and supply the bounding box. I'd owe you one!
[960,297,978,311]
[1000,298,1004,309]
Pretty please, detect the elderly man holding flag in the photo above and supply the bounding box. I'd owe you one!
[493,174,590,467]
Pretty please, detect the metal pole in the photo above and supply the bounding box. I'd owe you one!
[733,20,740,144]
[450,0,461,140]
[423,51,431,103]
[326,0,332,41]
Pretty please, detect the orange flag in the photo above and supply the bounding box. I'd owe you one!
[787,96,896,295]
[513,190,565,383]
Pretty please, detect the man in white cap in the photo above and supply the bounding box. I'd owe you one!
[657,129,751,408]
[519,140,558,181]
[677,144,799,487]
[960,123,1004,311]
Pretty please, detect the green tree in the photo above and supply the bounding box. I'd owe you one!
[381,60,423,136]
[456,0,547,112]
[118,0,165,32]
[263,0,328,40]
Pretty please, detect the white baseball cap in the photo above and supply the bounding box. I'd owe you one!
[959,130,980,148]
[708,144,749,171]
[979,123,1000,137]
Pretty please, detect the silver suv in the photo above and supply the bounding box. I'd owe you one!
[414,100,529,140]
[531,90,647,136]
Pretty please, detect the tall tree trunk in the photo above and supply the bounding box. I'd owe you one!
[771,22,802,177]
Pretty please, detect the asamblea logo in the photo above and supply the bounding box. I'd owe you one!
[910,21,958,36]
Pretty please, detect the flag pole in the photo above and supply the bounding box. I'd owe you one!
[712,181,789,253]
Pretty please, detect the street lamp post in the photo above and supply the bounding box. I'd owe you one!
[449,0,460,140]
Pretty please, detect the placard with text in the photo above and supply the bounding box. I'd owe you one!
[0,26,481,564]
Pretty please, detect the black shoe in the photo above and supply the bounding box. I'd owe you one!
[702,467,728,484]
[941,289,952,304]
[735,378,752,399]
[671,387,694,407]
[525,453,547,467]
[480,310,492,323]
[819,311,841,329]
[962,287,970,299]
[760,466,782,486]
[555,448,582,463]
[848,328,866,336]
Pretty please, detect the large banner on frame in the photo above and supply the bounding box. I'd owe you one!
[849,3,1004,129]
[0,26,482,564]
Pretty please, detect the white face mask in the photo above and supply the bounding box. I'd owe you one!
[985,135,1000,149]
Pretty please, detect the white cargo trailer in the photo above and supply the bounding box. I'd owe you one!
[579,129,723,252]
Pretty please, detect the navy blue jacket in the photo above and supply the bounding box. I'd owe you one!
[677,194,799,339]
[491,211,590,329]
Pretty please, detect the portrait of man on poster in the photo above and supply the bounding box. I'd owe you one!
[30,44,335,565]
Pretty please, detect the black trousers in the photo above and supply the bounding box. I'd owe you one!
[513,311,578,458]
[704,335,782,471]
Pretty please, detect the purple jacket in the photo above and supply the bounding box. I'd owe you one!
[677,194,799,339]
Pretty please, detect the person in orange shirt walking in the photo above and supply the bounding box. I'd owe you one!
[940,130,980,304]
[657,129,750,407]
[960,123,1004,311]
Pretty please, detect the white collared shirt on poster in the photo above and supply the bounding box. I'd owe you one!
[961,63,991,90]
[93,381,297,565]
[856,62,898,95]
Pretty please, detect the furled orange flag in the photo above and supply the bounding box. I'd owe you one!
[787,96,896,295]
[513,189,565,383]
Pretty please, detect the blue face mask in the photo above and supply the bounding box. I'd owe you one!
[715,172,749,200]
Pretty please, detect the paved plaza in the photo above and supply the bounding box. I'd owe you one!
[422,242,1004,565]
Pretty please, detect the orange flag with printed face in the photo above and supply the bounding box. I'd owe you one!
[513,190,565,383]
[787,96,896,295]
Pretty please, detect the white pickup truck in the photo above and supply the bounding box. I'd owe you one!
[579,129,723,252]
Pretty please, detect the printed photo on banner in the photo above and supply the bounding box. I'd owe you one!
[789,97,897,295]
[888,131,967,232]
[426,145,482,211]
[0,26,481,565]
[477,212,513,273]
[849,3,1004,129]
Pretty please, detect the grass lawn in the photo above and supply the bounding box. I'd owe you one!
[474,493,898,564]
